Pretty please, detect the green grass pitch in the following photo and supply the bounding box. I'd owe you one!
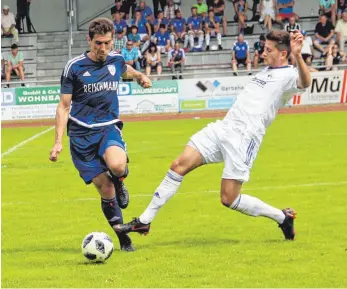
[2,111,347,288]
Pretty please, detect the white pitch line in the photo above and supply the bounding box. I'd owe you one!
[1,126,54,158]
[2,180,347,206]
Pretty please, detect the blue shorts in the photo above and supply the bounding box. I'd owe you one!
[69,125,126,184]
[215,16,223,23]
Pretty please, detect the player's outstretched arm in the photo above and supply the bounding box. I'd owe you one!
[49,94,72,162]
[290,30,312,89]
[122,64,152,88]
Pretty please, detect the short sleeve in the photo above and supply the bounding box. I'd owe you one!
[60,62,75,94]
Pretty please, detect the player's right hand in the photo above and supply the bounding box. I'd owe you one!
[49,143,63,162]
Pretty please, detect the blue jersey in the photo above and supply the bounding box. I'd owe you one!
[169,48,185,61]
[233,41,249,59]
[277,0,294,14]
[128,33,141,42]
[131,18,148,34]
[61,52,127,136]
[204,16,220,28]
[170,17,186,33]
[154,31,170,46]
[114,20,128,32]
[135,6,153,18]
[154,17,169,28]
[187,16,203,30]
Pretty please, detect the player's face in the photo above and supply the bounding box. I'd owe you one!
[263,40,287,66]
[90,33,113,62]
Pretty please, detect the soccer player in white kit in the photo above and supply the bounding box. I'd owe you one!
[115,30,311,240]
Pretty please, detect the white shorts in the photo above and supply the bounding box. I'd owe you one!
[187,120,260,183]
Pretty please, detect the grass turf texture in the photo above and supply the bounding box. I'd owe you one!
[2,111,347,288]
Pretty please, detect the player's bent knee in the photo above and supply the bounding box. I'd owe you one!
[108,161,127,177]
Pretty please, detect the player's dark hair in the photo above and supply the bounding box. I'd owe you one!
[88,18,115,40]
[266,30,291,58]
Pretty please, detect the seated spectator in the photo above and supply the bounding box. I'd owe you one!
[1,5,19,43]
[253,34,265,69]
[164,0,178,21]
[170,10,188,51]
[5,44,25,86]
[204,9,223,50]
[145,43,162,76]
[153,24,171,53]
[153,10,169,33]
[335,10,347,54]
[168,42,185,79]
[114,30,127,53]
[111,0,126,20]
[319,0,336,25]
[212,0,227,36]
[284,16,301,33]
[290,30,314,66]
[113,11,128,40]
[259,0,276,31]
[123,0,137,19]
[136,0,154,23]
[152,0,166,17]
[187,7,204,51]
[193,0,208,17]
[325,42,345,69]
[234,0,248,34]
[276,0,299,28]
[131,11,151,52]
[232,34,251,76]
[337,0,347,19]
[128,25,141,48]
[121,41,141,71]
[313,14,335,56]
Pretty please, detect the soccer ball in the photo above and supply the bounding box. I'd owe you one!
[81,232,114,262]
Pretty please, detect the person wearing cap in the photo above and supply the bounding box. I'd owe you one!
[253,34,266,69]
[5,43,25,85]
[114,30,127,53]
[193,0,208,17]
[335,10,347,54]
[1,5,19,43]
[153,23,171,53]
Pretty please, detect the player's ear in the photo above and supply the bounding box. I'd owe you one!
[86,35,91,44]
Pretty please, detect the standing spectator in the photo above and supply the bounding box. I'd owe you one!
[114,30,127,53]
[113,11,128,40]
[232,34,251,75]
[111,0,126,20]
[16,0,33,33]
[320,0,337,25]
[284,16,301,33]
[187,7,204,51]
[1,6,19,43]
[234,0,248,34]
[170,10,188,51]
[291,30,314,65]
[153,24,171,53]
[153,0,167,17]
[153,10,169,33]
[313,14,335,56]
[204,9,223,50]
[145,43,162,76]
[276,0,298,27]
[259,0,276,31]
[253,34,265,69]
[5,44,25,86]
[128,25,141,48]
[212,0,228,36]
[131,10,151,52]
[335,10,347,54]
[337,0,347,19]
[164,0,177,21]
[123,0,137,20]
[136,0,154,23]
[121,40,141,70]
[168,42,185,79]
[193,0,209,17]
[325,42,345,69]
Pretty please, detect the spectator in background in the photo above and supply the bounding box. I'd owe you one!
[187,7,204,51]
[234,0,248,34]
[259,0,276,31]
[213,0,228,36]
[164,0,178,21]
[319,0,337,25]
[193,0,209,17]
[131,10,151,52]
[153,0,167,17]
[253,34,265,69]
[276,0,298,28]
[121,40,141,71]
[168,42,185,79]
[145,43,162,76]
[337,0,347,19]
[128,25,141,48]
[335,10,347,54]
[204,9,223,50]
[111,0,126,20]
[113,11,128,40]
[5,43,25,86]
[136,0,154,23]
[114,30,127,53]
[123,0,137,20]
[313,14,335,57]
[1,5,19,43]
[291,30,314,66]
[1,54,5,80]
[232,34,251,76]
[153,10,169,33]
[284,16,301,33]
[153,24,171,53]
[251,0,260,21]
[325,42,345,69]
[170,9,188,51]
[16,0,33,33]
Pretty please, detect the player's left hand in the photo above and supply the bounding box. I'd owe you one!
[137,74,152,88]
[290,30,304,56]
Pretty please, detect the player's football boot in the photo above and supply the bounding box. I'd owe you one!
[278,208,297,240]
[117,232,136,252]
[114,218,151,235]
[113,177,130,209]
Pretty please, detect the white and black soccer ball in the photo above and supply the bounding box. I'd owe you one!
[81,232,114,262]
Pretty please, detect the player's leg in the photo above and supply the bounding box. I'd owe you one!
[188,31,194,49]
[205,28,211,50]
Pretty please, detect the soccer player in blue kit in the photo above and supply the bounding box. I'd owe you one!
[49,18,151,252]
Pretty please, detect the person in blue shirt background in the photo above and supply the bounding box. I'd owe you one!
[113,11,128,43]
[168,42,185,79]
[136,0,154,23]
[131,10,151,53]
[232,34,251,75]
[154,24,171,53]
[276,0,299,27]
[128,25,141,49]
[204,9,223,51]
[121,40,141,71]
[170,9,188,51]
[49,17,151,253]
[187,7,204,51]
[153,10,169,33]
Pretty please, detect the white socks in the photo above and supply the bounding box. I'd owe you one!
[139,169,183,224]
[217,33,222,45]
[230,194,285,224]
[205,33,210,46]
